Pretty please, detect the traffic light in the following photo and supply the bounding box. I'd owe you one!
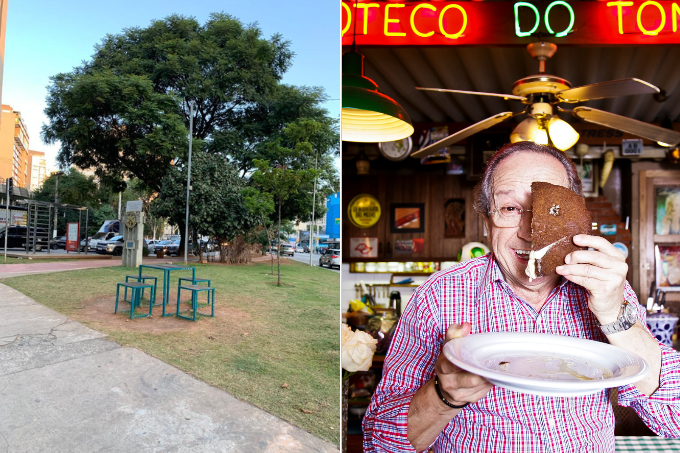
[6,178,13,196]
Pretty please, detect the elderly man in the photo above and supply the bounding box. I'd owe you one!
[362,142,680,452]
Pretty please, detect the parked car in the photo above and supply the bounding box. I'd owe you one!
[295,245,304,253]
[50,236,67,250]
[303,245,310,253]
[96,235,148,256]
[146,239,158,254]
[319,249,340,269]
[82,231,117,252]
[0,226,50,251]
[279,244,295,257]
[167,240,180,256]
[96,235,125,256]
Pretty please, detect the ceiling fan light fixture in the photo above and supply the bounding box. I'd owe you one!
[510,116,540,143]
[547,117,580,151]
[535,127,549,145]
[342,51,414,143]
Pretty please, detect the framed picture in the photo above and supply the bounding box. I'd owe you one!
[655,186,680,235]
[394,238,424,254]
[444,198,466,238]
[390,203,425,233]
[655,245,680,287]
[576,161,598,198]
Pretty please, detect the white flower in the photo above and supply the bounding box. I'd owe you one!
[342,325,377,372]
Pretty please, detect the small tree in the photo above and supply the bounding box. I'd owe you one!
[251,119,321,285]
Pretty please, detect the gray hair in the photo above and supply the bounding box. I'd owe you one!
[473,141,583,216]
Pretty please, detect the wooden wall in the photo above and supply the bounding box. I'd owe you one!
[343,172,489,262]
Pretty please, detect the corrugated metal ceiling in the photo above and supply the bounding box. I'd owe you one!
[348,45,680,125]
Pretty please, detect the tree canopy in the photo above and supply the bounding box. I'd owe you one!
[42,13,293,192]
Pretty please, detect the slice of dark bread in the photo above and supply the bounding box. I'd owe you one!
[527,181,592,279]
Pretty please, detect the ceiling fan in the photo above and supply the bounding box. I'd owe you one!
[411,42,680,159]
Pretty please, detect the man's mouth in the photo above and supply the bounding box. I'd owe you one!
[514,249,531,260]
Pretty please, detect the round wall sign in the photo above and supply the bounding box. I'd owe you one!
[348,194,381,228]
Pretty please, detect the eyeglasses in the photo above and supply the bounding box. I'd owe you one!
[489,206,532,228]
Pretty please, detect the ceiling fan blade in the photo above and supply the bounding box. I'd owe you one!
[411,112,514,159]
[573,107,680,146]
[416,87,526,102]
[558,78,659,103]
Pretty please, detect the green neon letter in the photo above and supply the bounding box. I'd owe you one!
[515,2,540,37]
[545,1,575,37]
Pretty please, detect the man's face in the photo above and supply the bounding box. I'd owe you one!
[486,151,570,289]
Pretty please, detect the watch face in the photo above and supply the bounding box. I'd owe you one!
[624,301,638,324]
[379,137,412,161]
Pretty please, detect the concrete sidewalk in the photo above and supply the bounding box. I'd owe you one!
[0,283,337,452]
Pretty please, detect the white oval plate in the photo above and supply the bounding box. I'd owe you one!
[443,332,649,397]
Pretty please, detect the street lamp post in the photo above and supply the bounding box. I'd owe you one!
[308,150,318,266]
[184,101,196,265]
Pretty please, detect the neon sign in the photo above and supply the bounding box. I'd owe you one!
[341,1,680,46]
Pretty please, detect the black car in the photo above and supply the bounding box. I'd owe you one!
[0,226,50,251]
[154,240,180,256]
[51,236,67,250]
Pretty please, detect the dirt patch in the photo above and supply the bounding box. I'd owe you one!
[74,292,255,337]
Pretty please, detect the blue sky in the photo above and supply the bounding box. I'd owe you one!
[3,0,340,168]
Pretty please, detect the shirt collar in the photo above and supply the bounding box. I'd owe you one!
[477,253,574,300]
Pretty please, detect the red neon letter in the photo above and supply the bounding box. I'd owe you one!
[355,3,380,35]
[411,3,437,38]
[607,1,634,34]
[385,4,406,37]
[342,2,352,36]
[439,4,468,40]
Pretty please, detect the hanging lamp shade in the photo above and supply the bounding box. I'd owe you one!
[547,117,580,151]
[510,116,540,143]
[342,51,413,142]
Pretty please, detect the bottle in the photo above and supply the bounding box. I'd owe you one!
[390,291,402,317]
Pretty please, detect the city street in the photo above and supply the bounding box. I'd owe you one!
[287,251,340,273]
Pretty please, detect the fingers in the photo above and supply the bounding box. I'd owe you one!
[572,235,626,261]
[440,377,493,405]
[556,263,627,282]
[445,322,471,342]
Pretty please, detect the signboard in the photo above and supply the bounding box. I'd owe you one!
[622,138,644,155]
[348,194,382,228]
[350,237,378,258]
[66,222,79,252]
[126,200,143,212]
[342,1,680,46]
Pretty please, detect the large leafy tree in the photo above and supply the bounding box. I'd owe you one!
[42,13,294,250]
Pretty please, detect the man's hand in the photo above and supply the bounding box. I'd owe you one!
[435,322,494,406]
[555,234,628,324]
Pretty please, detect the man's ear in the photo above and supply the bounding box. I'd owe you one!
[482,214,491,238]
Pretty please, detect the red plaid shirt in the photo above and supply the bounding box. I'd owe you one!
[362,255,680,452]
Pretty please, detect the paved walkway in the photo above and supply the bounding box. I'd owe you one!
[0,266,337,452]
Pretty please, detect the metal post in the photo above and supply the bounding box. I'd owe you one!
[84,209,89,255]
[184,100,195,265]
[32,204,38,254]
[47,205,52,254]
[3,181,9,263]
[118,192,122,220]
[25,203,30,254]
[53,173,60,240]
[309,151,318,266]
[78,209,82,254]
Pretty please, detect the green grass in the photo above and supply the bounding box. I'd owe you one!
[2,260,340,444]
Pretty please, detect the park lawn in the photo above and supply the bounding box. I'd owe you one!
[2,259,341,445]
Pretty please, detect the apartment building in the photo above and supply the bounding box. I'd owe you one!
[0,104,30,188]
[29,150,47,190]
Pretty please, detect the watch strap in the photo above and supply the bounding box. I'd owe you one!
[598,300,636,335]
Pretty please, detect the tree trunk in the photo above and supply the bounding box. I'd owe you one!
[277,197,282,286]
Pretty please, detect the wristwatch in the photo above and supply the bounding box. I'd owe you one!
[598,300,637,335]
